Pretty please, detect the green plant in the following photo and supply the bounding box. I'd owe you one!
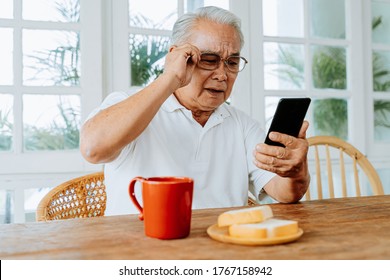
[267,44,304,89]
[23,0,81,150]
[374,100,390,129]
[313,99,348,139]
[29,41,80,86]
[129,14,171,86]
[55,0,80,22]
[27,0,80,86]
[312,46,346,90]
[24,100,80,151]
[372,52,390,92]
[130,34,169,86]
[0,109,13,150]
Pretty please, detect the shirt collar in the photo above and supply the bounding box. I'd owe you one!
[162,94,231,119]
[162,94,185,112]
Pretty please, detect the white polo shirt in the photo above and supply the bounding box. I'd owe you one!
[89,91,275,215]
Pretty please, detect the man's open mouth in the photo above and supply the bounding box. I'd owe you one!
[206,88,224,94]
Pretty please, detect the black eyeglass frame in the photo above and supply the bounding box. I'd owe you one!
[197,53,248,73]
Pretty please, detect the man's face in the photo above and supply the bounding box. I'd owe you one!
[174,20,241,113]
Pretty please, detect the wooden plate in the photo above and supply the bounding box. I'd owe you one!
[207,224,303,246]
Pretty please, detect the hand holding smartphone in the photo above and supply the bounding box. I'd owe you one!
[264,98,311,147]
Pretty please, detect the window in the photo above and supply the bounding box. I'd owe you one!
[111,0,229,91]
[1,0,82,154]
[1,0,231,224]
[0,0,103,223]
[371,1,390,143]
[246,0,390,194]
[259,0,350,139]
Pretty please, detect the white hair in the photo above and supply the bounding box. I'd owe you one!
[171,6,244,49]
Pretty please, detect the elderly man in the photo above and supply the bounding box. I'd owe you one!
[80,6,310,215]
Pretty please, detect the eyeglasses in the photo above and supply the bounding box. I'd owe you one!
[197,53,248,73]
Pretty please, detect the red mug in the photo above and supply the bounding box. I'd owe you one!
[129,176,194,239]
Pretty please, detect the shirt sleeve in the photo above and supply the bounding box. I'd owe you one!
[85,91,130,121]
[84,90,138,168]
[241,111,276,203]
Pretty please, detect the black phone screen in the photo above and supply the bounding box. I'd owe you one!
[264,98,311,147]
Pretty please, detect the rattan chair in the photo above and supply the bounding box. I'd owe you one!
[306,136,384,200]
[36,171,106,221]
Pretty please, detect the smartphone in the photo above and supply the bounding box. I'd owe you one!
[264,97,311,147]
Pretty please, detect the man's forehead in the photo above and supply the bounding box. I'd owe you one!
[195,41,240,55]
[186,22,241,50]
[199,47,240,56]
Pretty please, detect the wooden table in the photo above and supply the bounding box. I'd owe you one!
[1,195,390,260]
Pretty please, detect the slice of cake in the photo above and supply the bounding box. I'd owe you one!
[229,218,298,238]
[217,205,273,227]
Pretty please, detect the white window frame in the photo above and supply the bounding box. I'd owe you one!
[364,0,390,159]
[0,0,104,223]
[242,0,390,165]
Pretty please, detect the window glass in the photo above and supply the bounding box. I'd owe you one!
[23,0,80,22]
[372,1,390,45]
[265,96,283,130]
[0,0,13,19]
[0,94,13,152]
[313,98,348,140]
[372,50,390,92]
[311,45,347,90]
[266,97,349,143]
[23,30,80,86]
[129,0,177,30]
[129,34,169,86]
[23,95,80,151]
[263,42,304,90]
[310,0,346,39]
[185,0,229,12]
[307,152,371,199]
[203,0,229,9]
[0,28,13,85]
[372,1,390,146]
[0,190,14,224]
[374,100,390,142]
[378,168,390,194]
[25,187,51,222]
[262,0,304,38]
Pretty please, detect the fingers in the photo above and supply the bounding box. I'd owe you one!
[253,122,310,178]
[298,120,309,139]
[164,44,201,88]
[253,153,287,174]
[253,140,308,177]
[276,148,286,159]
[169,44,201,64]
[253,145,287,169]
[267,120,310,148]
[253,149,302,176]
[267,132,295,148]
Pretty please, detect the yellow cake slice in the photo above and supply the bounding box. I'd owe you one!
[217,205,273,227]
[229,218,299,239]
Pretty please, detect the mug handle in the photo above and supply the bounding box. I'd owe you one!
[128,177,145,221]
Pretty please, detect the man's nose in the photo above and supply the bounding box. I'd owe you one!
[213,61,228,80]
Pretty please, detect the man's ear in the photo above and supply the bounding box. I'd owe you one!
[169,45,177,52]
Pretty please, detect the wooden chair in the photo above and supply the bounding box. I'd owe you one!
[248,196,258,206]
[36,172,106,221]
[306,136,384,200]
